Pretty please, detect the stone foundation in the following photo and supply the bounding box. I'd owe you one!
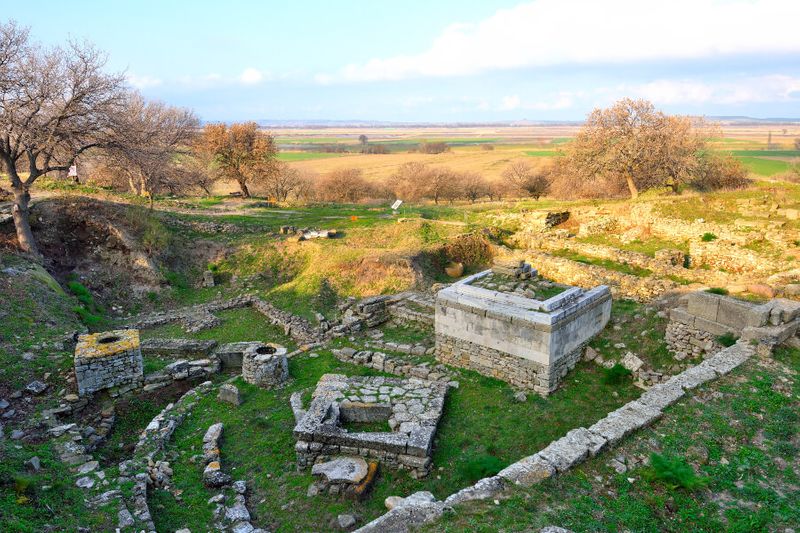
[293,374,448,478]
[665,321,723,360]
[436,334,582,393]
[74,330,144,397]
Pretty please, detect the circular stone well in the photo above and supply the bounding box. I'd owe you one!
[242,342,289,388]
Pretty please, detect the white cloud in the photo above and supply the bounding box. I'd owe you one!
[624,75,800,105]
[499,93,574,111]
[320,0,800,83]
[127,73,162,89]
[239,67,264,85]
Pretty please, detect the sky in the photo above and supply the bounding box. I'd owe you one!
[5,0,800,122]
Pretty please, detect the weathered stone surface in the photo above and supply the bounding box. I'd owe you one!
[666,363,718,391]
[242,343,288,388]
[443,475,507,506]
[538,428,605,472]
[355,491,443,533]
[497,453,556,486]
[620,352,644,373]
[25,380,48,395]
[218,384,241,406]
[588,401,662,446]
[312,456,369,484]
[337,513,357,529]
[636,381,685,411]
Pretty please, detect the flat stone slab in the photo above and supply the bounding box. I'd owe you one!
[497,453,556,486]
[311,456,369,484]
[587,401,662,446]
[703,344,753,375]
[666,362,718,391]
[637,381,685,411]
[538,428,605,472]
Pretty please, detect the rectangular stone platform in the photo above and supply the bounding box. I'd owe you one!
[435,266,611,395]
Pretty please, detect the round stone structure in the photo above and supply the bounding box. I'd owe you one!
[242,342,288,388]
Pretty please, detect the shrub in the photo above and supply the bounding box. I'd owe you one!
[458,454,505,483]
[419,142,450,154]
[644,453,708,490]
[441,234,494,268]
[701,232,718,242]
[163,270,189,290]
[717,332,738,347]
[141,216,171,255]
[706,287,728,295]
[602,363,633,385]
[691,152,751,191]
[419,222,442,244]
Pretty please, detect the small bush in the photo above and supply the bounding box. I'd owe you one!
[163,270,189,290]
[419,222,442,244]
[441,234,494,268]
[602,363,633,385]
[73,306,104,328]
[701,232,718,242]
[706,287,729,295]
[141,216,171,255]
[717,332,738,347]
[458,454,505,483]
[644,453,708,490]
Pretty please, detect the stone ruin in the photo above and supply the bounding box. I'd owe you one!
[74,329,144,397]
[435,261,611,395]
[293,374,448,478]
[667,290,800,358]
[242,342,288,388]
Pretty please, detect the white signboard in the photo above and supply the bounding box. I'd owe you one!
[68,165,78,177]
[391,199,403,210]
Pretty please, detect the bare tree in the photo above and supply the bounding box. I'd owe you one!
[425,166,457,204]
[199,122,278,198]
[387,161,430,201]
[101,93,199,208]
[0,21,127,256]
[461,172,489,203]
[317,168,372,203]
[261,161,302,201]
[358,134,368,153]
[502,161,551,200]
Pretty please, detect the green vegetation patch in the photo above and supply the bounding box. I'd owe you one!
[551,249,653,277]
[737,156,792,176]
[429,353,800,532]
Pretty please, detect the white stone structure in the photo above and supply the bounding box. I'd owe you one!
[435,268,611,395]
[74,329,144,396]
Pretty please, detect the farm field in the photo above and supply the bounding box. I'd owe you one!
[265,124,800,187]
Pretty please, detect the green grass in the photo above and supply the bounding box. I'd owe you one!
[551,249,653,277]
[730,150,800,158]
[523,150,560,157]
[275,152,348,162]
[589,299,674,371]
[429,352,800,532]
[139,307,296,349]
[150,348,639,531]
[737,156,792,176]
[577,234,689,256]
[0,440,117,531]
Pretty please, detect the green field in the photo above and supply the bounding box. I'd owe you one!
[524,150,561,157]
[730,150,800,158]
[737,156,792,176]
[275,151,347,162]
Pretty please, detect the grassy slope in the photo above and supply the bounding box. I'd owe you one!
[429,349,800,532]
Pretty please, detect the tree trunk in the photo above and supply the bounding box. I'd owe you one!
[11,184,41,258]
[625,174,639,199]
[238,179,250,198]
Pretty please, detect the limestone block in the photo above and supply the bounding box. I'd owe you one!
[686,292,720,322]
[497,453,556,486]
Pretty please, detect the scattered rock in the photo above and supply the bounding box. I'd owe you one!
[76,476,95,489]
[77,461,99,475]
[513,391,527,402]
[218,384,241,406]
[337,513,357,529]
[621,352,644,373]
[385,495,404,510]
[25,456,41,472]
[0,399,9,410]
[747,283,775,299]
[118,508,135,529]
[25,380,48,395]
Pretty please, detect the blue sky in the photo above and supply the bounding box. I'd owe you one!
[6,0,800,121]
